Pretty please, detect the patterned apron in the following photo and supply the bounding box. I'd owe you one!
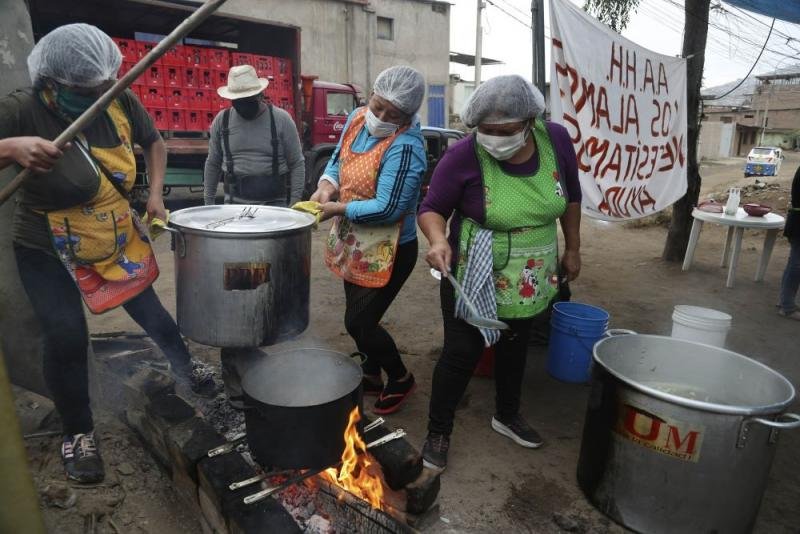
[324,108,409,288]
[41,97,158,314]
[457,120,567,319]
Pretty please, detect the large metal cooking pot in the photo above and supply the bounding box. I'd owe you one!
[167,205,315,347]
[240,348,364,470]
[578,334,800,534]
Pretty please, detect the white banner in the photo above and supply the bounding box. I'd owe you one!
[549,0,688,220]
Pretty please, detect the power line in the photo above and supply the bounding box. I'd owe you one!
[704,17,775,100]
[485,0,532,29]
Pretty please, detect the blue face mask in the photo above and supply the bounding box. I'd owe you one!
[55,87,97,119]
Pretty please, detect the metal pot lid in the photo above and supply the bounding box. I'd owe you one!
[241,348,362,408]
[169,205,315,234]
[593,334,795,416]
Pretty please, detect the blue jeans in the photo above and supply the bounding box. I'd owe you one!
[779,238,800,314]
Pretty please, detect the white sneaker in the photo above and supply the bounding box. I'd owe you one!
[491,415,543,449]
[778,309,800,321]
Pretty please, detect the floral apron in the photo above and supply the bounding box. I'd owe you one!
[324,108,409,288]
[457,120,567,319]
[41,97,158,314]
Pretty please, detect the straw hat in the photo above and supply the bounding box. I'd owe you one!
[217,64,269,100]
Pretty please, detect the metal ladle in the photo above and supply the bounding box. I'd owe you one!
[432,269,509,330]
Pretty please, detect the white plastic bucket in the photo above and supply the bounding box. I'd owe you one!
[671,305,732,348]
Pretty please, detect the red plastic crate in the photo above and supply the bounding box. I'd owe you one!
[198,68,215,90]
[210,95,230,111]
[253,55,273,77]
[144,64,165,87]
[203,110,217,130]
[162,45,185,66]
[136,41,161,64]
[183,67,199,88]
[185,110,205,131]
[140,86,166,108]
[113,38,138,62]
[231,52,255,67]
[165,66,184,88]
[184,46,208,67]
[188,89,211,110]
[275,57,292,77]
[148,107,168,130]
[207,48,230,70]
[211,69,228,90]
[168,109,186,130]
[166,88,189,109]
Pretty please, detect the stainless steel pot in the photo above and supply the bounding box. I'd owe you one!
[578,334,800,534]
[167,205,315,347]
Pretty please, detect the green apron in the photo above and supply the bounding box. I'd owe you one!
[457,120,567,319]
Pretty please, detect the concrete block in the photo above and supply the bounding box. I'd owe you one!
[199,483,230,534]
[123,367,175,411]
[364,419,423,490]
[146,393,197,426]
[165,415,226,480]
[125,408,169,467]
[11,385,59,434]
[404,467,441,515]
[197,454,300,534]
[91,337,157,376]
[173,466,201,512]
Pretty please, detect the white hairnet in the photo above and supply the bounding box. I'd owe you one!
[461,75,545,127]
[373,66,426,115]
[28,23,122,88]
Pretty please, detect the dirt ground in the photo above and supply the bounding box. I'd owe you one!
[73,153,800,533]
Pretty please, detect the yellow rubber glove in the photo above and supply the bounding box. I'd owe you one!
[291,201,323,224]
[141,210,170,240]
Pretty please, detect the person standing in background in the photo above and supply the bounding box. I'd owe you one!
[778,165,800,320]
[204,64,305,206]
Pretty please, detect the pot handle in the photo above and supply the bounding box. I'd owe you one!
[604,329,637,337]
[164,226,186,259]
[350,351,368,366]
[747,413,800,430]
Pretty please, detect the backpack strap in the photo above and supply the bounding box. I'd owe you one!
[221,108,234,203]
[266,104,289,203]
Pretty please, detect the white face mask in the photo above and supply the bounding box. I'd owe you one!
[476,126,529,161]
[365,109,400,138]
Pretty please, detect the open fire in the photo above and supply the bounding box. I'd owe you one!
[320,408,387,510]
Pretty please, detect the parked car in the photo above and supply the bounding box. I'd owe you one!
[745,146,784,178]
[302,125,465,201]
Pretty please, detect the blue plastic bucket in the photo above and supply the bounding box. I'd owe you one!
[547,302,610,383]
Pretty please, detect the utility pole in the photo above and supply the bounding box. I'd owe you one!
[759,80,771,146]
[475,0,484,86]
[531,0,546,97]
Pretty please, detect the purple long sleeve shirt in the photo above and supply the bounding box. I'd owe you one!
[419,120,581,268]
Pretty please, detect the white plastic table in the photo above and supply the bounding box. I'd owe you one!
[682,207,785,288]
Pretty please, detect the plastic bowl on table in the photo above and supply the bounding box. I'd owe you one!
[743,203,772,217]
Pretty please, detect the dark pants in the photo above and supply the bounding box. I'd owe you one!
[344,239,418,381]
[13,244,191,435]
[428,281,533,435]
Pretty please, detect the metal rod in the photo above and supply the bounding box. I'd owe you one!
[366,429,406,449]
[229,473,266,491]
[0,0,228,207]
[244,464,335,505]
[363,417,385,433]
[207,432,246,457]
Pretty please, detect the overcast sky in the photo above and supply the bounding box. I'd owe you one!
[449,0,800,89]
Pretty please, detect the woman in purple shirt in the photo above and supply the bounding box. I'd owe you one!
[417,75,582,471]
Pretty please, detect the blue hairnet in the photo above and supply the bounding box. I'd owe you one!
[28,23,122,88]
[373,66,426,115]
[461,75,545,127]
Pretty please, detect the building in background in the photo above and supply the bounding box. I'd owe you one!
[701,65,800,159]
[26,0,451,127]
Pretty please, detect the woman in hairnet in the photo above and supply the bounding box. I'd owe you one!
[417,75,582,471]
[310,66,427,415]
[0,24,215,483]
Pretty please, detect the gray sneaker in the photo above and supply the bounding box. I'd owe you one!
[422,432,450,472]
[491,414,543,448]
[778,309,800,321]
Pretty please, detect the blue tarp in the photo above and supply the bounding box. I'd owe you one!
[724,0,800,23]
